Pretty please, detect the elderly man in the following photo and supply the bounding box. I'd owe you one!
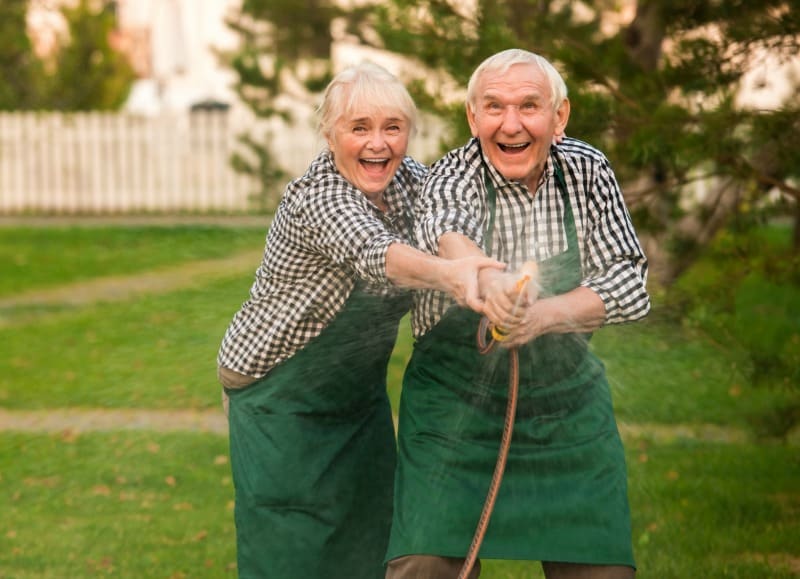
[386,49,650,579]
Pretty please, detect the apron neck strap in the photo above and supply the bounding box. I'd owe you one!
[482,155,573,256]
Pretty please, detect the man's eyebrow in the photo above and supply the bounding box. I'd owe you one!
[480,91,543,102]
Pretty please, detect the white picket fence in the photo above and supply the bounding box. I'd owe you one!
[0,111,269,214]
[0,109,447,215]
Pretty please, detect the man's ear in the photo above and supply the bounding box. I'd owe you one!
[555,98,570,138]
[466,103,479,138]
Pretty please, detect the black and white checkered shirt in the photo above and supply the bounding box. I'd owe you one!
[218,150,426,377]
[411,137,650,337]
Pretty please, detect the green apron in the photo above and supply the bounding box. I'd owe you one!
[227,284,411,579]
[387,165,635,567]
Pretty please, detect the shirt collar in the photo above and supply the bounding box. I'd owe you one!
[318,149,406,216]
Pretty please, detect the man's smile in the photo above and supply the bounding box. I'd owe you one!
[497,142,531,154]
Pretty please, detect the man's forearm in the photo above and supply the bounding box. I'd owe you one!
[529,286,606,335]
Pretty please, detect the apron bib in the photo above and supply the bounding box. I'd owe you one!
[387,164,634,566]
[228,285,410,579]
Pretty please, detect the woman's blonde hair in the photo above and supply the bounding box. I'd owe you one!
[466,49,568,114]
[317,62,418,140]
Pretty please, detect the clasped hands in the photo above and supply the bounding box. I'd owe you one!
[480,261,541,347]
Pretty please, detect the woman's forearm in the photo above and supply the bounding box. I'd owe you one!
[384,241,505,312]
[385,242,452,290]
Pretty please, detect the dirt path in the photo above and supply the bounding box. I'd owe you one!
[0,248,264,312]
[0,404,753,444]
[0,408,228,434]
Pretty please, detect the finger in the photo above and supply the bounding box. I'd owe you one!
[464,293,485,314]
[477,258,506,270]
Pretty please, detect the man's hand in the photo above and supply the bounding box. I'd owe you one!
[498,286,608,347]
[481,261,540,332]
[443,256,506,313]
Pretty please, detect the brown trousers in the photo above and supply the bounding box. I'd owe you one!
[385,556,635,579]
[385,555,480,579]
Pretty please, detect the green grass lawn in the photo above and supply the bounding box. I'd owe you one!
[1,431,236,578]
[0,225,267,297]
[1,224,797,578]
[2,431,796,579]
[0,281,771,429]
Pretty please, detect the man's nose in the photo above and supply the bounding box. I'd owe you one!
[500,106,523,133]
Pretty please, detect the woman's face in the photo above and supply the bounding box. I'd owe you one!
[327,108,410,204]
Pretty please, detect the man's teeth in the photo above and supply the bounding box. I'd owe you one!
[503,143,527,149]
[362,158,388,163]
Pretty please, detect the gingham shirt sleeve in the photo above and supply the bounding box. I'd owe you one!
[416,142,487,254]
[562,145,650,324]
[291,175,403,285]
[410,142,489,337]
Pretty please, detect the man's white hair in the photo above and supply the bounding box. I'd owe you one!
[466,49,568,113]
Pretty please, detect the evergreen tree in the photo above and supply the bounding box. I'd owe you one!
[0,0,134,111]
[224,0,372,210]
[367,0,800,284]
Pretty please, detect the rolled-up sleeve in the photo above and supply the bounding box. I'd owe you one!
[580,160,650,324]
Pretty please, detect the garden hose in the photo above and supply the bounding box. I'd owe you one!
[458,268,536,579]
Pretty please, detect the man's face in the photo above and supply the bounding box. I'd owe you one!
[467,62,569,191]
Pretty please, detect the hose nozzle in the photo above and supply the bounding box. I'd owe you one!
[490,267,535,342]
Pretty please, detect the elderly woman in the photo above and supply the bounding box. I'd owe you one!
[217,63,502,579]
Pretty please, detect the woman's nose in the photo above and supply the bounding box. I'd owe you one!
[367,130,387,149]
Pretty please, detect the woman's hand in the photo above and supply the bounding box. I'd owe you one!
[443,256,506,313]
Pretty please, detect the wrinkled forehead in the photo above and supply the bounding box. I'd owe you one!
[477,63,548,93]
[339,87,411,123]
[338,102,409,125]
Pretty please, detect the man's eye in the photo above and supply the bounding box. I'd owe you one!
[485,102,504,115]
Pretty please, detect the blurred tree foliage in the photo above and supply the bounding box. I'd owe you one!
[363,0,800,431]
[224,0,374,210]
[0,0,134,111]
[45,0,136,111]
[0,0,47,110]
